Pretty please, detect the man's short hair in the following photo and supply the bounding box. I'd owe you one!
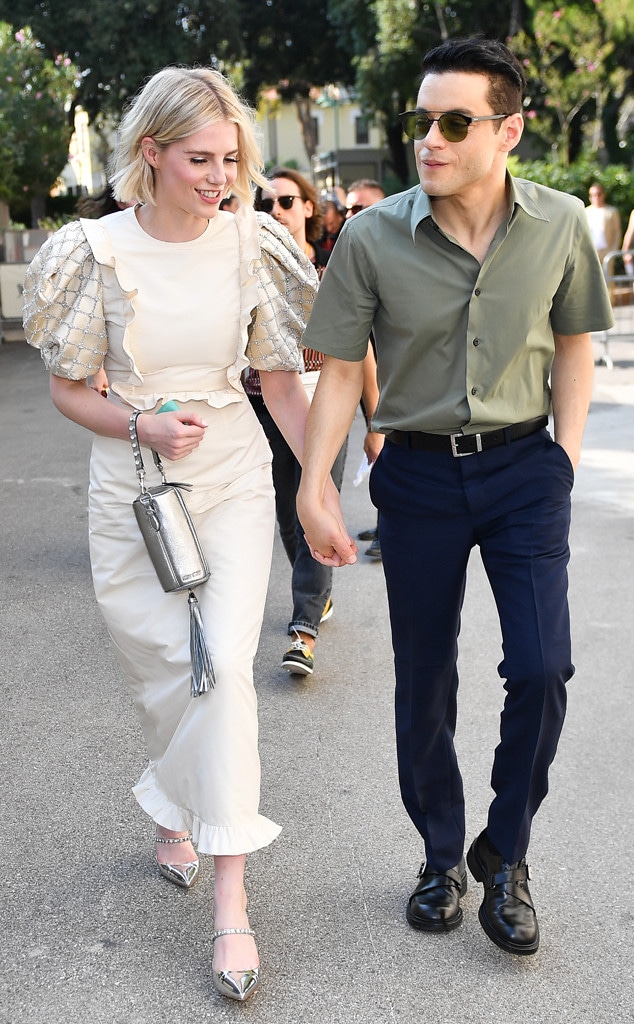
[421,37,525,116]
[347,178,385,197]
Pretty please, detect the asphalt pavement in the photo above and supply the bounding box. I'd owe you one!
[1,328,633,1024]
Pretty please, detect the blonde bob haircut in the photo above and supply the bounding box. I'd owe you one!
[109,66,268,207]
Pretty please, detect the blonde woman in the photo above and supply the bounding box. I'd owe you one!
[23,66,331,1002]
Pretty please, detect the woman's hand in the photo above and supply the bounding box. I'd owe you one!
[88,367,109,396]
[136,411,208,461]
[49,376,207,460]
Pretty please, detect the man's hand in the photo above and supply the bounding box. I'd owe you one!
[299,488,358,567]
[297,353,365,566]
[364,429,385,464]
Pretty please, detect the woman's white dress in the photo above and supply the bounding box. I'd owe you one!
[23,204,317,855]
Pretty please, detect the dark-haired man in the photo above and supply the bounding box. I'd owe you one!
[297,37,613,955]
[346,178,386,218]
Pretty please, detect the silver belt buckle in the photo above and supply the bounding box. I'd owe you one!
[450,432,483,457]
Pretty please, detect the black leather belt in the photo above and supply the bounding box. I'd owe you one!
[387,416,548,458]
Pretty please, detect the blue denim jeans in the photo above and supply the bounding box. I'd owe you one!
[249,394,348,637]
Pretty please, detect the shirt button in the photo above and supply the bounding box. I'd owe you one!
[471,387,477,395]
[474,288,481,296]
[473,338,480,346]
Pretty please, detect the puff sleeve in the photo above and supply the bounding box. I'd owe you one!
[246,212,319,373]
[23,220,108,379]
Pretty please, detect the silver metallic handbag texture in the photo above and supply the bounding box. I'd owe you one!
[133,483,210,592]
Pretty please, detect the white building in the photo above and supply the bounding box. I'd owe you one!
[260,87,391,190]
[58,89,392,200]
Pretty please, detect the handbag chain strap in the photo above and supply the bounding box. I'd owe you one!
[129,410,187,490]
[129,410,147,491]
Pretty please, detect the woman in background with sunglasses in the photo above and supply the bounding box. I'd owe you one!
[246,168,348,677]
[255,169,329,278]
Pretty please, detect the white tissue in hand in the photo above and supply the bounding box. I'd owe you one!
[353,454,372,487]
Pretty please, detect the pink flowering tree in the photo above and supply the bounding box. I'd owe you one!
[510,1,628,165]
[0,23,78,225]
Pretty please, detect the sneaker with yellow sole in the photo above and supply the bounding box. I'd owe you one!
[282,638,314,676]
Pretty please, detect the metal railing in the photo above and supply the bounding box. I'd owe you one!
[597,249,634,370]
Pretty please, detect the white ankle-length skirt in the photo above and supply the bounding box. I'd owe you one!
[88,397,280,856]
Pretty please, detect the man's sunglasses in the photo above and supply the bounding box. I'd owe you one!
[258,195,301,213]
[347,204,365,216]
[399,110,510,143]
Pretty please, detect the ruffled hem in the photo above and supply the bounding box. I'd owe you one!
[132,767,282,856]
[232,204,262,384]
[109,384,244,411]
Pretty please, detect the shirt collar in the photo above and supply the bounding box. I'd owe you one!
[507,174,551,223]
[410,187,433,240]
[409,172,551,242]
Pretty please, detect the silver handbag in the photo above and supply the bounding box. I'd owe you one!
[129,410,214,696]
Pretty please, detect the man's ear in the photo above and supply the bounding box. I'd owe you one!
[141,137,161,168]
[500,113,524,155]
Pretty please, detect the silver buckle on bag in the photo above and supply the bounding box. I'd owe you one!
[450,432,483,458]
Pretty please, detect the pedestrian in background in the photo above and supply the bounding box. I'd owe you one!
[621,207,634,277]
[297,37,613,956]
[76,182,134,218]
[319,190,346,252]
[248,167,346,676]
[345,178,386,219]
[23,65,320,1003]
[345,179,386,560]
[585,182,621,265]
[219,193,240,212]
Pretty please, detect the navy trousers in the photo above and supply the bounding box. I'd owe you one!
[370,427,575,869]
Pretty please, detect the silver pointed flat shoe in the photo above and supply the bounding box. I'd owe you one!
[156,831,199,890]
[157,860,199,889]
[212,928,260,1002]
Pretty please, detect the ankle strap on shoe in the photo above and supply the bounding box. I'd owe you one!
[488,863,534,908]
[489,862,531,887]
[212,928,255,941]
[156,833,193,844]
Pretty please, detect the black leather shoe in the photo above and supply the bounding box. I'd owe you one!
[466,830,539,955]
[358,527,378,541]
[406,858,467,932]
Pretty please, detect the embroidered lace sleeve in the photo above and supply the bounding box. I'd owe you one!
[246,213,319,373]
[23,220,108,380]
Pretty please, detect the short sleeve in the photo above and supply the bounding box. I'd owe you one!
[246,213,319,373]
[23,220,108,379]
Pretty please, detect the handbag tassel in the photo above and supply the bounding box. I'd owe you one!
[188,590,215,698]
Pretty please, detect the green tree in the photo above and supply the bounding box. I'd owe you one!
[510,2,628,165]
[0,1,355,166]
[238,0,354,162]
[0,23,78,225]
[330,0,529,186]
[0,1,243,121]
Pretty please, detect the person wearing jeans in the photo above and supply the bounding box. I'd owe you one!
[247,393,347,662]
[248,168,344,676]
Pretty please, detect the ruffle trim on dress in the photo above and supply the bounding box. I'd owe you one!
[132,766,282,856]
[81,215,145,398]
[83,207,263,408]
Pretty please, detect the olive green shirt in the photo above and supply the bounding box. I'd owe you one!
[302,176,614,434]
